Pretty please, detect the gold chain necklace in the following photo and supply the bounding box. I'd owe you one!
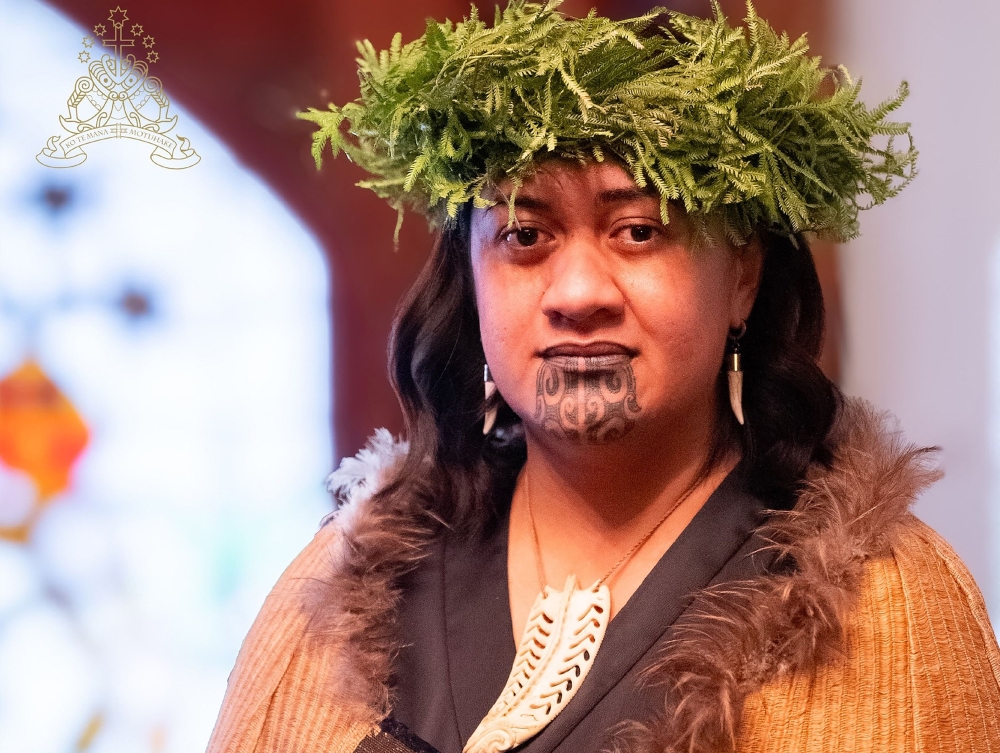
[526,470,706,592]
[464,467,709,753]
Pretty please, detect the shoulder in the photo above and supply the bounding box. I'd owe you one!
[222,518,345,687]
[205,522,357,753]
[805,398,1000,743]
[856,517,1000,748]
[825,398,1000,695]
[855,514,1000,672]
[884,516,1000,682]
[207,429,414,753]
[739,519,1000,752]
[737,400,1000,751]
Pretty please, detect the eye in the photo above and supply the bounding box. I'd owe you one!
[628,225,655,243]
[501,227,541,248]
[612,222,667,249]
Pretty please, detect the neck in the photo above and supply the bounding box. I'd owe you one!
[506,404,738,625]
[520,406,727,533]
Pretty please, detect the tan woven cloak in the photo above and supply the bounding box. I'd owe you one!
[207,399,1000,753]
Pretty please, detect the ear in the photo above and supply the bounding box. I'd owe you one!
[730,235,764,326]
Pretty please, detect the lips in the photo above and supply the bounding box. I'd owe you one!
[540,342,638,358]
[540,342,637,370]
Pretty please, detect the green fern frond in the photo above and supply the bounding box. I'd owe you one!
[296,0,917,246]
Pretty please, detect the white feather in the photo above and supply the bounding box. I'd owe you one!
[323,429,410,526]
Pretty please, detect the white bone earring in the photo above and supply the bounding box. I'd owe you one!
[483,364,498,434]
[727,321,747,425]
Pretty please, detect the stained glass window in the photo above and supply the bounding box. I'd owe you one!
[0,1,334,750]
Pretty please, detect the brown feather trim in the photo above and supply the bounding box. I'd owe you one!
[299,429,432,721]
[618,398,942,753]
[302,399,942,749]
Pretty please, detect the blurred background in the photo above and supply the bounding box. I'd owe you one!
[0,0,997,750]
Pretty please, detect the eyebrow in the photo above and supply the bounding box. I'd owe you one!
[487,186,659,214]
[488,194,552,212]
[594,187,658,205]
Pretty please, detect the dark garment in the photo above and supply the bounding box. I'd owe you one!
[391,464,775,753]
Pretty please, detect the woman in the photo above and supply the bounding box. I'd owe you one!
[208,3,1000,752]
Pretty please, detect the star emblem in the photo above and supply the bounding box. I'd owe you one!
[108,6,128,24]
[93,23,106,37]
[143,35,155,49]
[82,35,94,47]
[147,50,159,64]
[78,50,91,63]
[131,23,144,36]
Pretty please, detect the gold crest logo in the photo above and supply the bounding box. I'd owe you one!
[37,6,200,168]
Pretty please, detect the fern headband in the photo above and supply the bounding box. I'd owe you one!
[296,0,917,246]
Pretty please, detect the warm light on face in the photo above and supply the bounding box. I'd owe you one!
[469,159,761,449]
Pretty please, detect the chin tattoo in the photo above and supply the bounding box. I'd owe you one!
[534,356,642,443]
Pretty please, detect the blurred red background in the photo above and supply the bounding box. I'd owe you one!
[45,0,839,459]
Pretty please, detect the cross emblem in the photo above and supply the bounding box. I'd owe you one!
[102,21,134,63]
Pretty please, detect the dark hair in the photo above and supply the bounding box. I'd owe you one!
[373,199,842,535]
[717,228,843,508]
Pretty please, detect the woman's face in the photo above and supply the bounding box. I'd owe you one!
[469,158,761,446]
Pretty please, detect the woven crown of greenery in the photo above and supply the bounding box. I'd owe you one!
[296,0,917,246]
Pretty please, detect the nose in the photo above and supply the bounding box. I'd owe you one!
[540,239,625,327]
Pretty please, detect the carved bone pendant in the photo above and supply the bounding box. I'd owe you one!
[728,368,744,425]
[463,576,611,753]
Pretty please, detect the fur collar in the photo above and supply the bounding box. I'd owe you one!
[309,398,942,751]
